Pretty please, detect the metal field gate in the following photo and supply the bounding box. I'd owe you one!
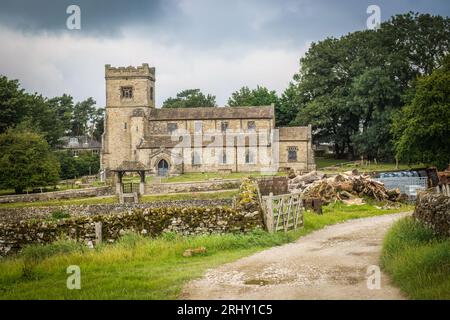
[374,177,428,199]
[260,192,304,233]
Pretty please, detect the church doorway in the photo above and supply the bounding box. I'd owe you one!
[157,159,169,177]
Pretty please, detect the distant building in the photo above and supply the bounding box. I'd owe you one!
[59,136,101,157]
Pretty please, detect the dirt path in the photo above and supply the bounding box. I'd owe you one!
[181,213,410,300]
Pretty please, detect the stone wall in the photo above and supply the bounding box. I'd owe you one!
[0,186,112,204]
[0,204,262,256]
[256,176,289,196]
[0,199,233,224]
[413,191,450,237]
[145,179,240,194]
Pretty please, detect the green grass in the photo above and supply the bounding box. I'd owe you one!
[140,190,238,202]
[381,217,450,300]
[120,172,285,184]
[315,157,424,174]
[0,190,239,209]
[0,201,412,300]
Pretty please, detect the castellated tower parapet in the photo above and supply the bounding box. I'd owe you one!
[105,63,155,81]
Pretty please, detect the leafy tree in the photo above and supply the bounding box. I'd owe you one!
[71,97,97,136]
[0,130,60,193]
[162,89,216,108]
[74,153,100,177]
[91,107,105,141]
[291,12,449,159]
[277,83,301,127]
[56,151,78,180]
[227,85,278,107]
[392,55,450,170]
[47,94,74,135]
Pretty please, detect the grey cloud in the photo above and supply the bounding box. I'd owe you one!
[1,0,448,48]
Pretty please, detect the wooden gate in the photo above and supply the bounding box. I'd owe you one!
[261,192,304,233]
[122,183,139,194]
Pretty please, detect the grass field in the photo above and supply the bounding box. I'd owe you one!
[0,201,413,300]
[381,217,450,300]
[122,171,285,184]
[0,190,239,209]
[315,157,424,174]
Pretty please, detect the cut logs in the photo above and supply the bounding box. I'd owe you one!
[289,172,405,204]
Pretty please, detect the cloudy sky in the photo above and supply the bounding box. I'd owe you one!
[0,0,449,107]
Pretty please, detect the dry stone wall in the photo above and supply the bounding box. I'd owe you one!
[0,204,262,256]
[0,186,112,204]
[145,179,240,194]
[0,199,233,224]
[413,191,450,237]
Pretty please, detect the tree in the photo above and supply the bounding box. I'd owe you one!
[91,107,105,141]
[227,85,278,107]
[392,55,450,170]
[56,151,77,180]
[277,82,301,127]
[0,76,31,134]
[0,130,60,193]
[291,12,449,159]
[71,97,97,136]
[162,89,216,108]
[74,152,100,177]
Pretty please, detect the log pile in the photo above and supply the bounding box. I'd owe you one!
[289,171,406,204]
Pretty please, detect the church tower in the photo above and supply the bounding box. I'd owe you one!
[101,63,155,175]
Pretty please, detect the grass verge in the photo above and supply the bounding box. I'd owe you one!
[315,157,424,173]
[381,217,450,299]
[0,201,412,300]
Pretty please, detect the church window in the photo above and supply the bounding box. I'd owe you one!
[288,146,298,162]
[221,121,228,133]
[194,121,203,133]
[192,150,201,165]
[245,148,255,164]
[121,86,133,99]
[247,121,256,131]
[167,123,178,134]
[220,149,227,164]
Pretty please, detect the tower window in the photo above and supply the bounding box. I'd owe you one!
[121,87,133,99]
[150,87,154,101]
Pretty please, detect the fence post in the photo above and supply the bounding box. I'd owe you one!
[266,192,274,233]
[95,222,102,244]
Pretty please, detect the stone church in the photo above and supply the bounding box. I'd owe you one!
[101,64,315,178]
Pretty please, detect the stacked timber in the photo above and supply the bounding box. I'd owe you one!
[289,171,406,204]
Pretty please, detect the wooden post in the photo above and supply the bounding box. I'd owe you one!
[95,222,102,244]
[266,192,274,233]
